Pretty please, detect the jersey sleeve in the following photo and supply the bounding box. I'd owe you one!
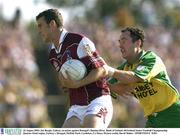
[108,62,127,99]
[134,52,165,82]
[77,37,105,69]
[77,37,96,58]
[108,62,126,84]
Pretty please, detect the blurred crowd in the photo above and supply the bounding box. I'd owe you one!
[0,14,53,127]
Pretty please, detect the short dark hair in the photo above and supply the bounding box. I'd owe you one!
[121,27,145,47]
[36,9,63,28]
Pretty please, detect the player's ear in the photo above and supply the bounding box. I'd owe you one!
[49,20,57,28]
[135,39,141,48]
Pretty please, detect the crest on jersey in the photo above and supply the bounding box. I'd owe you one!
[65,50,72,60]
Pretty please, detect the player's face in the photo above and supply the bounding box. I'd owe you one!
[36,17,52,43]
[118,31,136,60]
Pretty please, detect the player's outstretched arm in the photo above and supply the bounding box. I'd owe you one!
[104,65,143,84]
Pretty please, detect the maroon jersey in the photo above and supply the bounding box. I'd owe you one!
[48,29,110,106]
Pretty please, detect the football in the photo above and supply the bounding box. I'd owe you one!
[60,59,87,81]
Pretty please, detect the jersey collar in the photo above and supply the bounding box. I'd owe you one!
[59,28,68,44]
[126,50,145,67]
[51,28,68,53]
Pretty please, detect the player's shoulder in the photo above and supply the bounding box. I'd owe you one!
[77,35,96,58]
[140,50,164,65]
[66,32,84,39]
[142,50,156,58]
[61,32,83,45]
[65,32,96,58]
[66,32,94,45]
[141,50,158,61]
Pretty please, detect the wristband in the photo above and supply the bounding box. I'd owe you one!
[103,65,115,77]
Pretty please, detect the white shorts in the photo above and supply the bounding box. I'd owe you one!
[65,95,113,128]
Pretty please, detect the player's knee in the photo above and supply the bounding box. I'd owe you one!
[83,114,102,128]
[62,116,81,128]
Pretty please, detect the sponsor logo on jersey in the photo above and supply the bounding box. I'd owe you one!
[83,44,93,56]
[132,83,157,99]
[136,65,145,71]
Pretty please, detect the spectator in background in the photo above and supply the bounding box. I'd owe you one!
[11,8,21,28]
[105,27,180,127]
[36,9,113,128]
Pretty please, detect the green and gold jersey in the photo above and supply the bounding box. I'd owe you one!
[109,50,179,117]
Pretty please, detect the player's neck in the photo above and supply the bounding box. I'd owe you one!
[53,29,63,50]
[127,50,143,65]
